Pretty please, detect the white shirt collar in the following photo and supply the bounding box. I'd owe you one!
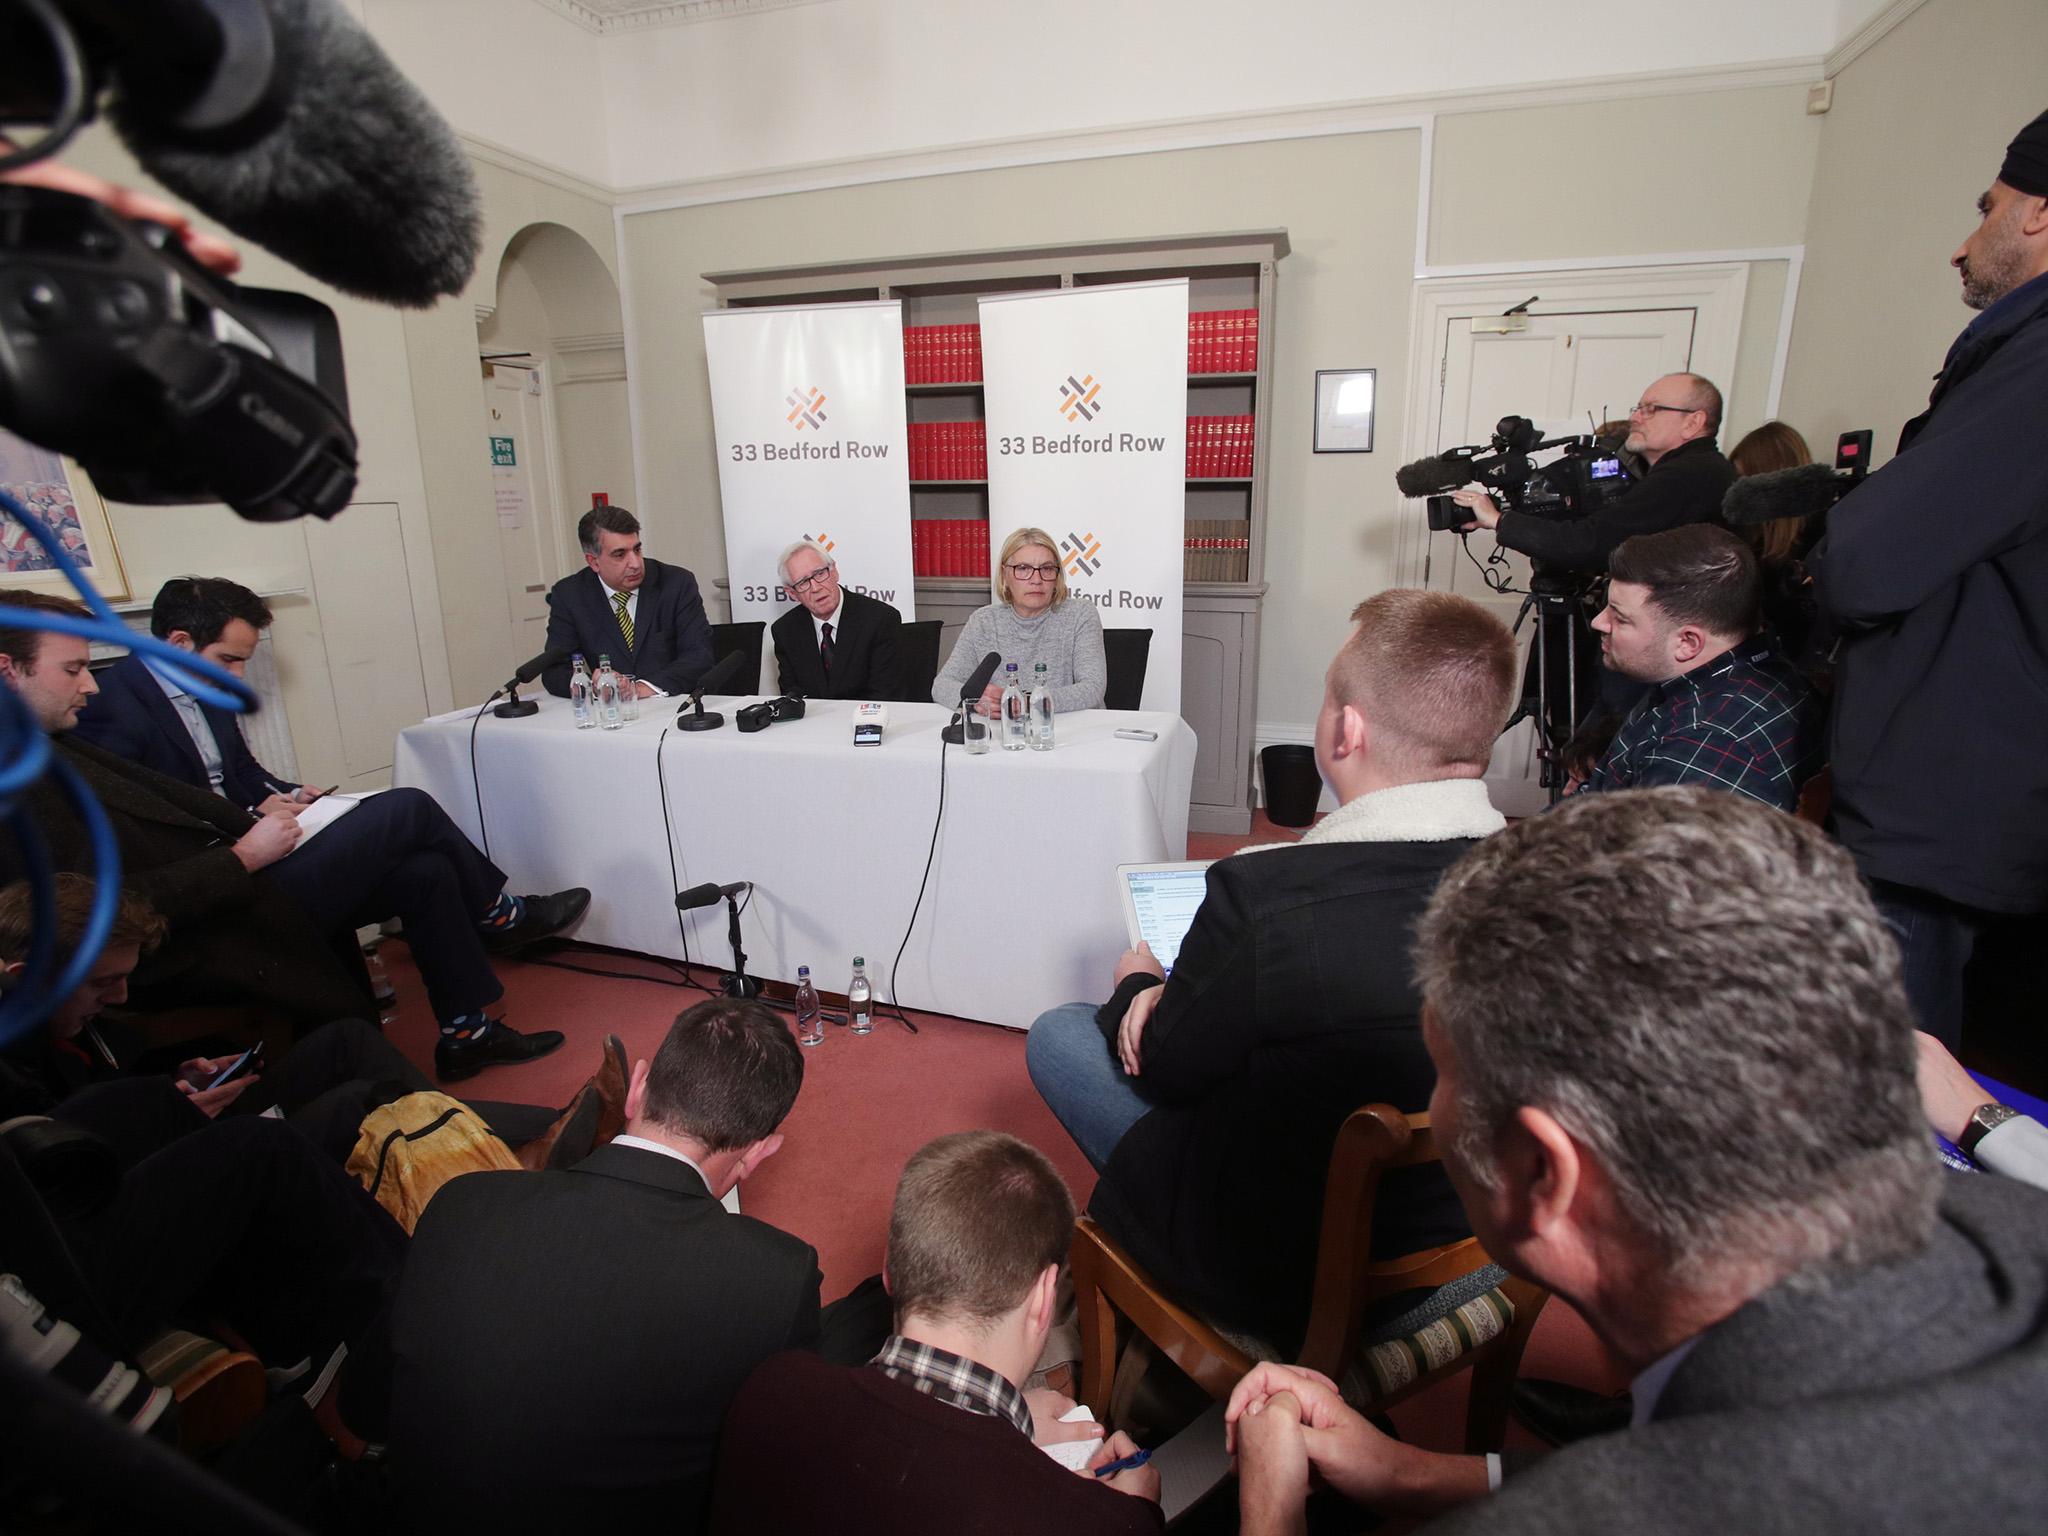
[600,577,638,613]
[609,1132,712,1190]
[1629,1334,1703,1427]
[811,593,844,639]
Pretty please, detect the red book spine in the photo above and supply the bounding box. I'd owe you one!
[1206,418,1222,477]
[1196,313,1212,373]
[977,521,989,579]
[953,519,968,578]
[950,324,966,383]
[946,422,961,480]
[1245,310,1259,372]
[1185,316,1197,374]
[968,324,982,383]
[904,328,917,387]
[971,422,986,480]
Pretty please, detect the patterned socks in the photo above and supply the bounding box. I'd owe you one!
[479,891,526,932]
[441,1012,497,1043]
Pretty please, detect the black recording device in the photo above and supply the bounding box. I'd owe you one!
[1399,415,1636,532]
[0,0,485,522]
[735,695,804,733]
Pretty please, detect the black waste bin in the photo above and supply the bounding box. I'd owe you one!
[1259,744,1323,828]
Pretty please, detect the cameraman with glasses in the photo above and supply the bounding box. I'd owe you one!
[931,526,1107,716]
[1450,373,1738,572]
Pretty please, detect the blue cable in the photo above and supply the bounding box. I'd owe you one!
[0,485,256,1046]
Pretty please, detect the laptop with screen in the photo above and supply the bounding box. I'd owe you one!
[1115,860,1214,976]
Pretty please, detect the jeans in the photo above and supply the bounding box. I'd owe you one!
[1025,1002,1155,1172]
[1869,880,1981,1052]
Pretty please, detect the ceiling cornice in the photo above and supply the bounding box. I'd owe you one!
[529,0,831,36]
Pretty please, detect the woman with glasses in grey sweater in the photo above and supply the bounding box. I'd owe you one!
[933,525,1108,716]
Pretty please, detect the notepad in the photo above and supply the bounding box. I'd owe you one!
[1041,1405,1102,1471]
[287,792,361,851]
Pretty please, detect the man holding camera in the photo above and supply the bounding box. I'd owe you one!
[1805,108,2048,1053]
[1451,373,1736,571]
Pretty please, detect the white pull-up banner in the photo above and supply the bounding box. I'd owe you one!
[702,301,915,630]
[979,280,1187,713]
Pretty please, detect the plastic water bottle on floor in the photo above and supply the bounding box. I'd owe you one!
[364,944,398,1028]
[794,966,824,1046]
[1028,661,1055,751]
[847,956,873,1035]
[594,655,623,730]
[569,654,594,728]
[1000,663,1028,751]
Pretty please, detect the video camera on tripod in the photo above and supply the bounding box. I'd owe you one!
[1396,415,1636,533]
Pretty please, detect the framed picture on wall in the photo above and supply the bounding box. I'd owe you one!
[0,427,130,601]
[1313,368,1376,453]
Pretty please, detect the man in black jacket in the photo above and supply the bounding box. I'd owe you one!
[385,997,818,1536]
[1806,107,2048,1051]
[541,505,714,699]
[1449,373,1737,572]
[1027,591,1516,1350]
[770,539,904,700]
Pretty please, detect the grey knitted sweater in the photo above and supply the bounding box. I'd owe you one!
[931,599,1108,712]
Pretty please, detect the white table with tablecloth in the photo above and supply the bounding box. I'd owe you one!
[393,695,1197,1030]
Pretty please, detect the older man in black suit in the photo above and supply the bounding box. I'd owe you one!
[769,539,904,700]
[541,505,714,699]
[385,997,819,1536]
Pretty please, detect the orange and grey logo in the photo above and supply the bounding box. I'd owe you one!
[806,532,836,555]
[785,386,828,430]
[1061,530,1103,577]
[1057,373,1102,423]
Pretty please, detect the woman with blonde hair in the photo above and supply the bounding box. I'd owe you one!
[931,525,1107,715]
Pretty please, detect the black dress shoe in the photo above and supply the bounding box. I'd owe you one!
[434,1019,566,1082]
[482,888,591,953]
[1510,1378,1634,1447]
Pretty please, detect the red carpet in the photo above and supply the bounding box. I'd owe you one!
[378,803,1618,1455]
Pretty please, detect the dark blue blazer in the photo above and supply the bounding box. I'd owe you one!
[72,652,297,811]
[541,559,714,698]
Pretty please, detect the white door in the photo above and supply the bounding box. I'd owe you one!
[484,362,566,654]
[1423,307,1697,812]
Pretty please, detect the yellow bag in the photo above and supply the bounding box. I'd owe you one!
[346,1092,519,1234]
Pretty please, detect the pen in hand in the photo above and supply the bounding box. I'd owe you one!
[1092,1447,1152,1479]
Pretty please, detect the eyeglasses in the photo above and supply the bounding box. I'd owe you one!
[1006,563,1060,582]
[788,565,836,593]
[1629,401,1697,418]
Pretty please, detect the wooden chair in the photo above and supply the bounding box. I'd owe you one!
[1071,1104,1549,1452]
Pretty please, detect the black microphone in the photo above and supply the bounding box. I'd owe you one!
[957,651,1002,703]
[512,648,568,686]
[99,0,483,306]
[1722,463,1848,527]
[675,649,749,733]
[1395,455,1483,498]
[675,880,751,911]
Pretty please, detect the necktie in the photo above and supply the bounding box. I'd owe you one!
[613,591,634,653]
[820,621,834,678]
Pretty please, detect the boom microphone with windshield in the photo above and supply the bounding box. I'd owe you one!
[1722,463,1850,527]
[1,0,483,306]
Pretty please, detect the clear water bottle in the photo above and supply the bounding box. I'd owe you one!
[959,700,991,755]
[569,654,594,728]
[1028,661,1055,751]
[594,654,623,730]
[847,956,873,1035]
[1000,663,1028,751]
[363,943,399,1028]
[793,966,823,1046]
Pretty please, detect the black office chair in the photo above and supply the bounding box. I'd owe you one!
[896,619,943,702]
[709,621,765,693]
[1103,627,1152,710]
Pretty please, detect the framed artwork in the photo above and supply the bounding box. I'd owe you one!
[0,427,130,601]
[1313,368,1377,453]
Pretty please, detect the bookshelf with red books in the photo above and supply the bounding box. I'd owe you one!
[709,231,1286,835]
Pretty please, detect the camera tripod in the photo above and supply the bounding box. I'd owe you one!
[1498,570,1600,807]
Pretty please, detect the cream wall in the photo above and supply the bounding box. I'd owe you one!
[620,82,1821,732]
[1780,0,2048,463]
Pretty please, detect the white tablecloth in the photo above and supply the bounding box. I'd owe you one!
[394,696,1197,1030]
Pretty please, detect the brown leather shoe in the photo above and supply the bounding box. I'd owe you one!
[513,1035,629,1171]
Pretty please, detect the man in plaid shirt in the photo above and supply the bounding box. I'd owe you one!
[1582,525,1823,813]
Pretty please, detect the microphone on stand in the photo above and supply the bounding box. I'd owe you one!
[675,880,758,997]
[492,647,566,718]
[939,652,1004,745]
[675,651,749,733]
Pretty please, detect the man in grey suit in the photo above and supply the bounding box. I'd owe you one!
[1229,787,2048,1535]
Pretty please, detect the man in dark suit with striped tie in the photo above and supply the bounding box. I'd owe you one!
[541,506,714,700]
[769,539,904,701]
